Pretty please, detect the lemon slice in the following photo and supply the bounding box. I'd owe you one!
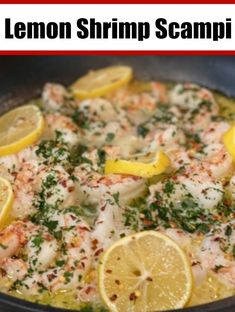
[0,177,13,229]
[0,105,44,156]
[98,231,193,312]
[105,151,170,178]
[223,125,235,160]
[71,66,133,99]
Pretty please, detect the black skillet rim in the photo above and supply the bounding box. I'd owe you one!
[0,290,235,312]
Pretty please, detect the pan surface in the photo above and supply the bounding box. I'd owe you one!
[0,55,235,312]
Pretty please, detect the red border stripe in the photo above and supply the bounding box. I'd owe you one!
[0,51,235,55]
[1,1,235,3]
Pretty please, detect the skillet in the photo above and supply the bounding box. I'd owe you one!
[0,55,235,312]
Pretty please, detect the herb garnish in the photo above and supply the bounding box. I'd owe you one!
[137,124,149,138]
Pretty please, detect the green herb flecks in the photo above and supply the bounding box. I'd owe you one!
[72,109,89,129]
[137,124,149,138]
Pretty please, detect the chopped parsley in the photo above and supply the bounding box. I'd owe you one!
[36,131,69,165]
[97,149,106,167]
[106,133,115,142]
[137,124,149,138]
[0,243,7,250]
[32,235,44,249]
[72,109,89,129]
[69,144,92,166]
[225,225,233,236]
[143,191,213,234]
[216,193,235,217]
[233,245,235,259]
[55,260,65,267]
[42,174,57,189]
[43,220,59,232]
[64,271,74,283]
[213,264,225,273]
[113,192,120,205]
[163,180,175,196]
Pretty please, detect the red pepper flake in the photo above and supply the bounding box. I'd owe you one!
[79,226,90,232]
[94,248,104,257]
[92,239,99,250]
[146,276,153,282]
[110,294,118,302]
[68,186,75,192]
[0,268,7,277]
[47,273,57,281]
[100,204,106,211]
[11,172,17,179]
[79,262,85,270]
[129,292,137,301]
[85,286,93,294]
[61,180,67,188]
[143,218,154,226]
[192,261,200,266]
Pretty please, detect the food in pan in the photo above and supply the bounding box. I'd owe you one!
[0,66,234,311]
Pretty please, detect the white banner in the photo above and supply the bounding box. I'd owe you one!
[0,4,234,51]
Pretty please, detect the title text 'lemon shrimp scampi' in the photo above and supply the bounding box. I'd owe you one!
[0,65,235,312]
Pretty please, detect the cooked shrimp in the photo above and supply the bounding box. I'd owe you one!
[77,283,99,303]
[0,214,92,295]
[144,125,186,153]
[177,169,224,212]
[91,194,131,251]
[149,166,223,213]
[31,212,92,293]
[198,222,235,287]
[200,144,233,180]
[0,258,28,281]
[79,98,117,123]
[44,113,79,147]
[80,116,135,150]
[12,161,76,219]
[0,155,19,181]
[0,145,38,181]
[12,160,39,218]
[27,236,58,271]
[42,83,74,111]
[110,82,167,124]
[169,83,217,112]
[0,221,28,262]
[75,164,145,205]
[0,221,54,283]
[35,165,76,208]
[168,149,192,170]
[229,175,235,201]
[199,121,230,145]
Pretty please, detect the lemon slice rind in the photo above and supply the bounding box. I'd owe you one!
[0,177,13,229]
[0,105,44,156]
[71,66,133,99]
[105,151,170,178]
[223,125,235,160]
